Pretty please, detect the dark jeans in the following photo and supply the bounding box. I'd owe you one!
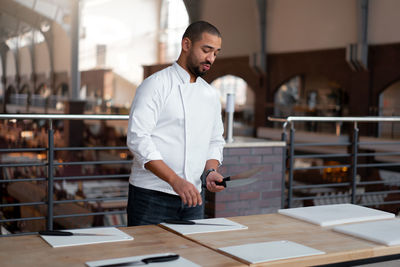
[127,184,204,226]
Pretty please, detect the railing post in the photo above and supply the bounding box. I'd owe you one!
[287,122,295,208]
[280,122,288,209]
[350,122,359,204]
[47,119,54,230]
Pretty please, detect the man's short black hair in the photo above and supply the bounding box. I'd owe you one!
[182,21,221,43]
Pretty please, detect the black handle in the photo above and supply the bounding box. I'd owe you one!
[163,219,195,225]
[215,176,230,187]
[142,254,180,264]
[39,230,73,236]
[96,255,180,267]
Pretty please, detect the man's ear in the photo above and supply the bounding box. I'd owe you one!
[182,37,191,52]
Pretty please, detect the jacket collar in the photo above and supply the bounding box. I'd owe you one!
[173,62,192,84]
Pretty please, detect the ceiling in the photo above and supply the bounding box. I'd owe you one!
[0,0,73,44]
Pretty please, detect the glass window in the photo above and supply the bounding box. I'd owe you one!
[159,0,189,63]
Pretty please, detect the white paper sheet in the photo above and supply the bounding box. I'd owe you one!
[278,204,394,226]
[86,253,200,267]
[334,219,400,246]
[160,218,247,235]
[40,227,133,248]
[219,240,325,264]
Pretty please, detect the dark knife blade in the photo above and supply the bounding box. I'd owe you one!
[39,230,114,236]
[215,166,264,187]
[163,219,235,226]
[94,254,180,267]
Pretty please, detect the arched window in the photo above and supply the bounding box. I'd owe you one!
[35,83,48,96]
[274,76,301,118]
[5,85,17,106]
[19,84,29,94]
[379,80,400,138]
[211,75,255,136]
[274,75,348,133]
[159,0,189,63]
[56,83,69,97]
[16,84,30,107]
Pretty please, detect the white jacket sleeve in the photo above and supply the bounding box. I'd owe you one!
[127,76,164,169]
[207,95,225,164]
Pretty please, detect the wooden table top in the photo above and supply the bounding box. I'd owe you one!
[176,213,400,266]
[2,214,400,266]
[0,225,245,267]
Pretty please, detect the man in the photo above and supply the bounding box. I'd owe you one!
[126,21,226,226]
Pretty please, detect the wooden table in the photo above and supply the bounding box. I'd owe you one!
[3,214,400,266]
[173,213,400,266]
[0,225,245,267]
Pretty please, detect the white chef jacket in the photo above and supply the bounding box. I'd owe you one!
[127,62,225,195]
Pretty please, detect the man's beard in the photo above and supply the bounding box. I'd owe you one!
[187,55,209,77]
[190,65,206,77]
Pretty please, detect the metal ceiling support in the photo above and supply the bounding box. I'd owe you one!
[257,0,267,73]
[357,0,368,69]
[29,30,37,92]
[69,0,80,100]
[358,0,368,44]
[10,38,20,90]
[42,29,54,90]
[250,0,267,74]
[182,0,203,23]
[346,0,369,71]
[0,42,9,79]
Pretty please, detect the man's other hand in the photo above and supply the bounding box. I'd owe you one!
[206,171,225,192]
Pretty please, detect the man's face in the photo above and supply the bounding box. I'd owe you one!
[186,32,222,78]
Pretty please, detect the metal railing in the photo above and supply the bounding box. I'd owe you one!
[0,114,130,237]
[7,94,101,112]
[269,116,400,213]
[3,114,400,236]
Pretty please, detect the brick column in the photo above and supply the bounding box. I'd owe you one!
[205,143,285,218]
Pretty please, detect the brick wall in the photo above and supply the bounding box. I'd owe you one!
[205,144,285,218]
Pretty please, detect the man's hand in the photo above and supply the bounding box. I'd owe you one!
[206,171,225,192]
[170,177,202,207]
[145,160,202,207]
